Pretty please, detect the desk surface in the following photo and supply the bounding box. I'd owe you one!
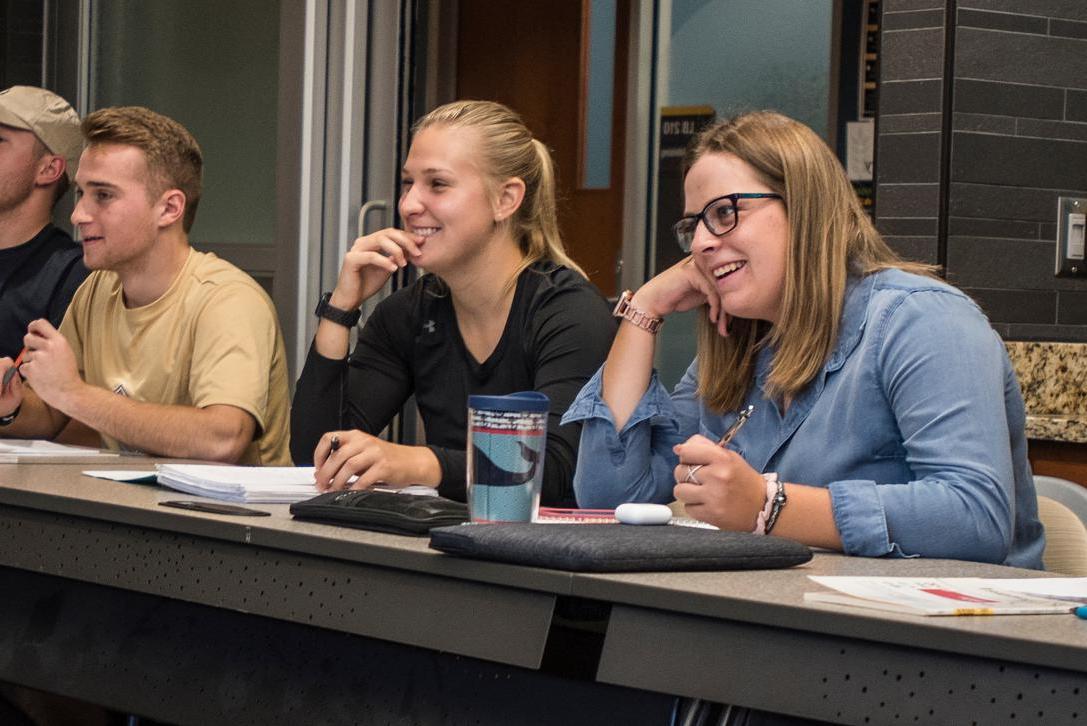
[2,462,1085,677]
[2,462,1087,721]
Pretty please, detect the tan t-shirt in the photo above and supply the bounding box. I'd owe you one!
[60,249,291,465]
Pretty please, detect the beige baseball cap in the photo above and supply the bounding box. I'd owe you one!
[0,86,82,181]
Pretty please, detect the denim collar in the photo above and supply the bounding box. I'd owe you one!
[826,273,873,372]
[750,273,875,436]
[755,274,873,382]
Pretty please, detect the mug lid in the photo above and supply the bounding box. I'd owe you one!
[468,391,549,413]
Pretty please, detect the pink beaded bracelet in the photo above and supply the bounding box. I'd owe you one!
[753,472,786,535]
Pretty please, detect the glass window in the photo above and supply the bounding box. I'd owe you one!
[90,0,280,250]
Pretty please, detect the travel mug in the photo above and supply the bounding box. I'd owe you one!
[466,392,548,522]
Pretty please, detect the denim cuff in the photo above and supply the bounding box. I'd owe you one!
[561,366,675,435]
[828,479,893,557]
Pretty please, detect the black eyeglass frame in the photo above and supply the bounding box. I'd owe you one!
[672,192,783,252]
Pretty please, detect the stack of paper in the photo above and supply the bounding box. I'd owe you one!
[0,438,121,464]
[805,576,1084,616]
[155,464,318,503]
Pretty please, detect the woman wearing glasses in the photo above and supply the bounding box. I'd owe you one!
[291,100,615,504]
[564,111,1042,568]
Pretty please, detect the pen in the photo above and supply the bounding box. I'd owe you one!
[683,405,755,484]
[716,404,755,447]
[2,348,26,391]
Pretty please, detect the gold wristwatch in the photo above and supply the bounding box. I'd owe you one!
[613,290,663,334]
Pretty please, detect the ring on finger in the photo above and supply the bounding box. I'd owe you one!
[684,464,703,484]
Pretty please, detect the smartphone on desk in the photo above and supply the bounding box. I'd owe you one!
[159,500,271,517]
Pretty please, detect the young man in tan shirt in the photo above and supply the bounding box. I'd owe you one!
[0,107,290,465]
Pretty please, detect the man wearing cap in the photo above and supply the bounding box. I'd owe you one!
[0,106,290,465]
[0,86,87,358]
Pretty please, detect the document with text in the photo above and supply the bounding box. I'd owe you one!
[806,576,1081,616]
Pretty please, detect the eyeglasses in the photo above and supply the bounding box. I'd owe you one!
[672,192,783,252]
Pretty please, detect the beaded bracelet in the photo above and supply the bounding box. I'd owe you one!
[753,472,787,535]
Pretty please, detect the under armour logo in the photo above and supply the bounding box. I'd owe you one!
[423,320,437,334]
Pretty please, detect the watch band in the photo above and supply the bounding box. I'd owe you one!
[315,292,362,328]
[613,290,663,334]
[0,404,20,426]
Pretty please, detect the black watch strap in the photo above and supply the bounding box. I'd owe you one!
[0,404,20,426]
[315,292,362,328]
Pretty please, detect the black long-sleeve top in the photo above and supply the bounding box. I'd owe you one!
[290,262,617,505]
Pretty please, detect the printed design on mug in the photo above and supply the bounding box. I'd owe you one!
[469,408,545,522]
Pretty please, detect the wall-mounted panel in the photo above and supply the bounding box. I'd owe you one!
[879,79,943,114]
[952,132,1087,190]
[962,288,1057,324]
[954,79,1064,120]
[881,28,945,80]
[955,28,1087,89]
[877,132,942,183]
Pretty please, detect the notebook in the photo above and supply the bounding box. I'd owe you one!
[155,464,318,503]
[0,438,122,464]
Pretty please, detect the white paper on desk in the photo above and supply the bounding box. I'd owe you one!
[973,577,1087,603]
[82,470,158,483]
[0,438,120,462]
[806,576,1075,616]
[156,464,318,503]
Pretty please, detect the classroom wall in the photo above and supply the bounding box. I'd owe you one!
[875,0,1087,342]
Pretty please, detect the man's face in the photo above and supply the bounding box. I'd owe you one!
[0,124,42,214]
[71,143,163,273]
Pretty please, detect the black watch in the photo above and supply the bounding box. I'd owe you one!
[0,404,20,426]
[315,292,362,328]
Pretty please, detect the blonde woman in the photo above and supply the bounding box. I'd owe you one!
[291,101,615,505]
[564,111,1043,568]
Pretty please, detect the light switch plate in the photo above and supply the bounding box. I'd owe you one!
[1055,196,1087,278]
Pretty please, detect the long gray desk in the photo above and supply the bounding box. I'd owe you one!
[0,463,1085,725]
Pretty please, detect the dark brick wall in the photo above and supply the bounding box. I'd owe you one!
[0,0,43,88]
[875,0,1087,341]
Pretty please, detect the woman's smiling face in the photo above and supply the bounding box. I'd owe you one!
[684,151,788,325]
[398,124,501,275]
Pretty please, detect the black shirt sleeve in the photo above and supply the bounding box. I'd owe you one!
[289,292,415,464]
[527,281,617,507]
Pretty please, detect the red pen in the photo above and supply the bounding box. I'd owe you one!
[2,348,26,391]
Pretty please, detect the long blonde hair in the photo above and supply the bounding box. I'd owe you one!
[412,100,586,281]
[691,111,936,412]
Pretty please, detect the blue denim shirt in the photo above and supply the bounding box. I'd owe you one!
[562,269,1044,569]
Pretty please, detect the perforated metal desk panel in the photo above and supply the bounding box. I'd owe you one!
[576,564,1087,724]
[0,463,571,667]
[1,463,1086,725]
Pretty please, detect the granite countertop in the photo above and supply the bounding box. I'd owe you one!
[1006,342,1086,444]
[1024,415,1087,445]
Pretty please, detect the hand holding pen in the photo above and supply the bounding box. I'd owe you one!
[2,348,26,394]
[682,404,754,484]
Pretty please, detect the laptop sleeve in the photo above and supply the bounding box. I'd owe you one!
[428,523,812,571]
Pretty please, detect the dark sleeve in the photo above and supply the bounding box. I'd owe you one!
[289,295,415,464]
[46,253,89,328]
[429,447,467,501]
[527,283,617,506]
